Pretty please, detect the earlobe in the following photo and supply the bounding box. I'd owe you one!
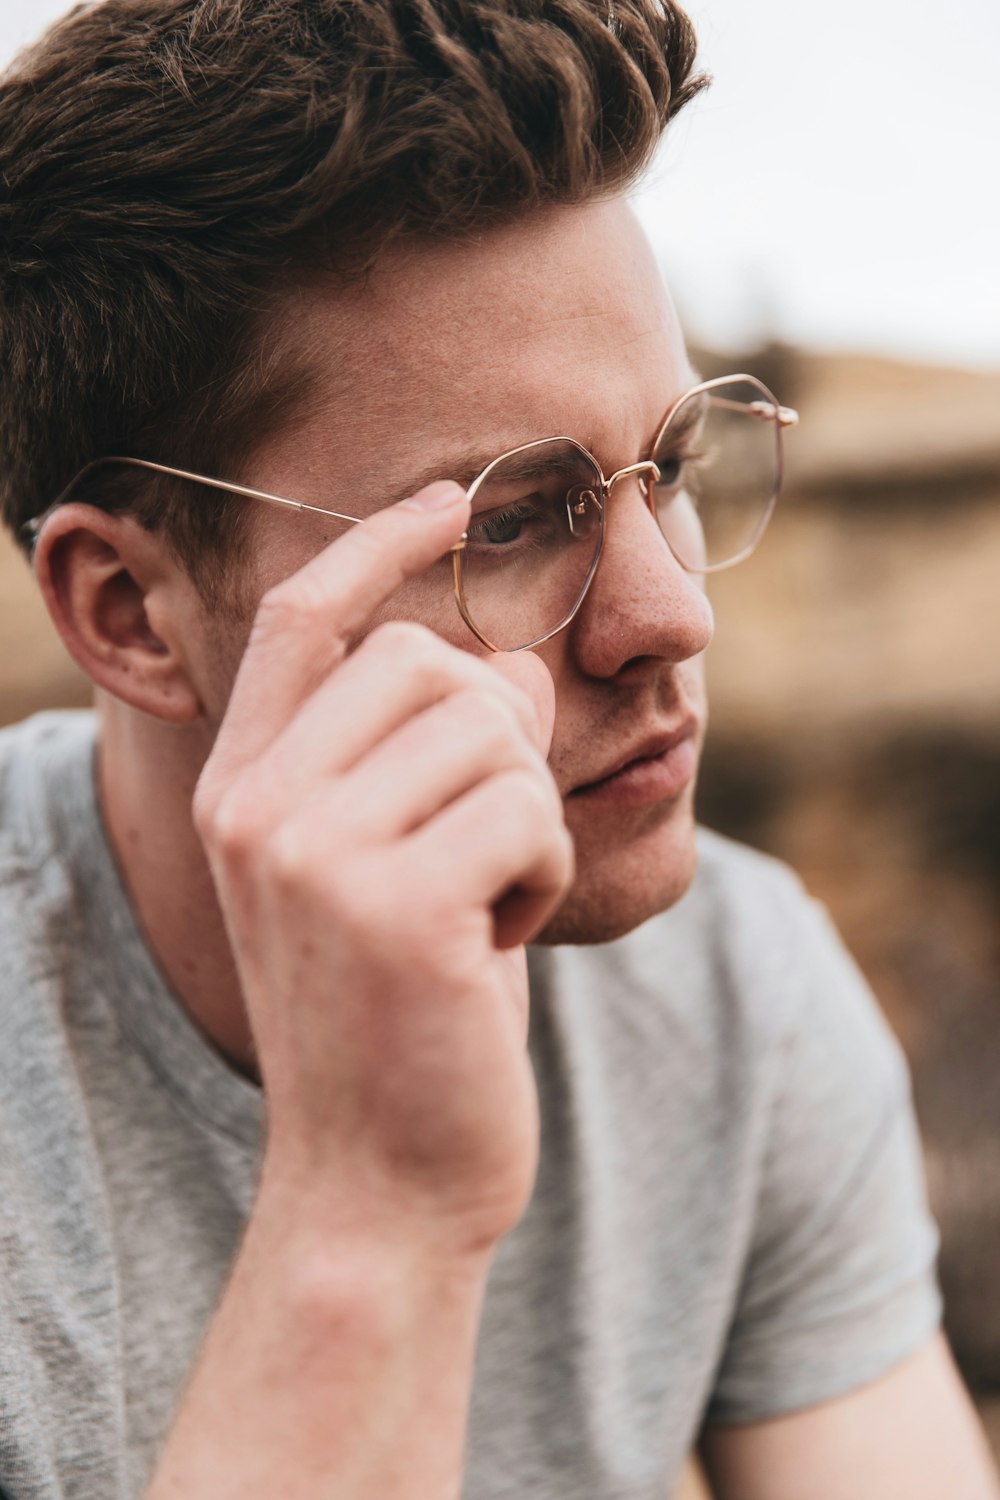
[32,504,203,725]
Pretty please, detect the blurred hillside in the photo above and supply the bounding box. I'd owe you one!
[701,346,1000,735]
[692,344,1000,1421]
[0,534,89,723]
[1,347,999,1449]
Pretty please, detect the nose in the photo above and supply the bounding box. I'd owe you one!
[567,475,715,678]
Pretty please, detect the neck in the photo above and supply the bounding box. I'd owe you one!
[97,693,257,1077]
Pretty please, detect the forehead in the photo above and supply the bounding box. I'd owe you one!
[256,199,691,509]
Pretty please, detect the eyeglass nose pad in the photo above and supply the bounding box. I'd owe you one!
[565,486,602,539]
[635,463,660,502]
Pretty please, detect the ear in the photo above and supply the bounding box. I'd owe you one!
[32,503,204,724]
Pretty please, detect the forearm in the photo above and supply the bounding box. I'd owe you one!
[146,495,567,1499]
[146,1171,492,1500]
[701,1334,1000,1500]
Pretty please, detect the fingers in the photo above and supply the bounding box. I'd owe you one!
[207,482,470,785]
[203,635,564,881]
[485,649,557,759]
[194,471,574,960]
[404,770,575,949]
[329,687,556,842]
[239,622,542,796]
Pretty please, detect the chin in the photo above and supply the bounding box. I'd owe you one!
[534,789,700,946]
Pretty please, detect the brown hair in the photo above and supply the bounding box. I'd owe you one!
[0,0,706,594]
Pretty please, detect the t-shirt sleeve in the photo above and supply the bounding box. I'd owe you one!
[706,893,942,1425]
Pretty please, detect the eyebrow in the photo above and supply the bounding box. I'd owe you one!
[471,445,596,488]
[387,446,517,505]
[383,376,705,505]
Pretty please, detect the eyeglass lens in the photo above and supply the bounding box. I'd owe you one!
[453,378,783,650]
[651,376,782,573]
[457,441,606,652]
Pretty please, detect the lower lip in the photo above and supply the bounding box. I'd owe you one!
[569,735,698,810]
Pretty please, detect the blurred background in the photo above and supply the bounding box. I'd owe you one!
[634,0,1000,1475]
[1,0,998,1483]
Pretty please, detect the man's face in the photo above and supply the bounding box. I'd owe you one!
[197,199,714,943]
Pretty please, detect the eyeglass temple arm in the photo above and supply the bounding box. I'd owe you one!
[25,455,475,557]
[23,455,475,555]
[706,396,798,427]
[21,454,384,556]
[46,456,364,527]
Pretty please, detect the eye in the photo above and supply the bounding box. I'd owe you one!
[656,455,684,488]
[655,448,707,492]
[467,503,531,546]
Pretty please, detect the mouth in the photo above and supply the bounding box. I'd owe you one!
[567,720,700,810]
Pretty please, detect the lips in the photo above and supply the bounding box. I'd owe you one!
[568,719,700,800]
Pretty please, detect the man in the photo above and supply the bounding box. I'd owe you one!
[0,2,996,1497]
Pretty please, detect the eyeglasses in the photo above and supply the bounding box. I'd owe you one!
[26,372,797,653]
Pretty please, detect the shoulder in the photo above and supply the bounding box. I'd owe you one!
[682,826,854,1029]
[531,826,906,1112]
[0,721,126,1498]
[0,711,100,1094]
[682,824,820,979]
[690,822,809,915]
[0,709,98,867]
[579,826,850,1050]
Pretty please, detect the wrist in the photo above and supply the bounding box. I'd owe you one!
[147,1146,494,1499]
[251,1152,497,1300]
[255,1135,515,1270]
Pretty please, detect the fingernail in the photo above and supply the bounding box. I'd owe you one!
[402,481,467,512]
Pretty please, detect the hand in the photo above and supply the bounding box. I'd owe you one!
[193,482,574,1258]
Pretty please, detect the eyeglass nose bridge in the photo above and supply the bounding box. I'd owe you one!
[604,459,662,496]
[565,459,662,540]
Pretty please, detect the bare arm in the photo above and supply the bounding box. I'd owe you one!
[145,482,573,1498]
[700,1333,1000,1500]
[146,1198,492,1500]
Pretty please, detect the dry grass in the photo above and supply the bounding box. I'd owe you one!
[0,532,89,727]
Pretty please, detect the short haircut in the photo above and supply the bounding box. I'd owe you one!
[0,0,706,596]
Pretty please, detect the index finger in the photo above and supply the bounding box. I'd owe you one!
[214,481,470,777]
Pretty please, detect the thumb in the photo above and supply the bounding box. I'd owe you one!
[486,651,557,759]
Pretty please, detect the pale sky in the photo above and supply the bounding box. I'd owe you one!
[634,0,1000,370]
[3,0,998,370]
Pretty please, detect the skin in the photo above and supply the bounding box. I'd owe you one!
[31,198,998,1500]
[239,205,713,945]
[40,199,714,1070]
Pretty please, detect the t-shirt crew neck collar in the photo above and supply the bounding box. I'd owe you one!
[54,711,263,1152]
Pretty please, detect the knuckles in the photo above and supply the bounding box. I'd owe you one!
[247,593,307,658]
[254,573,338,640]
[555,825,577,889]
[198,775,358,912]
[263,824,412,952]
[362,618,442,667]
[264,815,332,896]
[360,620,540,741]
[354,618,470,704]
[193,610,562,909]
[195,772,275,865]
[489,764,565,835]
[442,687,529,759]
[191,770,227,850]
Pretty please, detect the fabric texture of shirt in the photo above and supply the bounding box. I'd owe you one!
[0,711,941,1499]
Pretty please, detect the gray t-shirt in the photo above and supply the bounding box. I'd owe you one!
[0,711,941,1500]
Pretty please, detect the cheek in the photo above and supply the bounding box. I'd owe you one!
[188,614,255,729]
[248,514,481,653]
[541,785,701,943]
[362,553,484,653]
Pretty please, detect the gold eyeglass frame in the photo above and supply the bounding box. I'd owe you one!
[26,372,798,654]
